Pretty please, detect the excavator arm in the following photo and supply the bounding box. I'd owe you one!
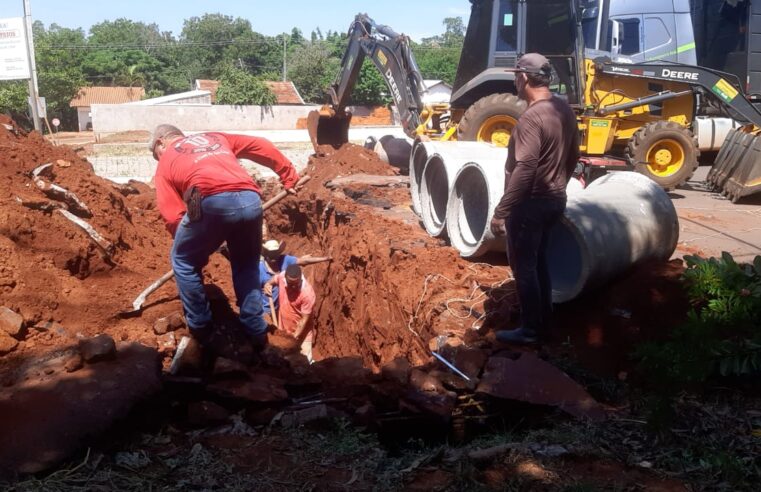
[307,14,427,149]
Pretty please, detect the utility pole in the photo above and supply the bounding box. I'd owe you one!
[282,33,287,81]
[23,0,42,132]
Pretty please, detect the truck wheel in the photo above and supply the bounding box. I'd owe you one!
[626,121,700,190]
[457,93,526,147]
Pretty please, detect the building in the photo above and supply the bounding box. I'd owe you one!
[193,79,305,105]
[69,86,145,131]
[422,80,452,104]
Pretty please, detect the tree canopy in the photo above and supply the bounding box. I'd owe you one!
[0,15,465,130]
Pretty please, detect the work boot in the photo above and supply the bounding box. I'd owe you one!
[495,326,539,345]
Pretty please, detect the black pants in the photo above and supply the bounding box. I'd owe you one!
[505,197,566,334]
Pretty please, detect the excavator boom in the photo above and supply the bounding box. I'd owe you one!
[307,14,426,150]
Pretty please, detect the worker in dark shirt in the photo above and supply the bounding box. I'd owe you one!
[490,53,580,344]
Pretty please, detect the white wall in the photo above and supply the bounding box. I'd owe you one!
[91,104,321,134]
[76,107,91,132]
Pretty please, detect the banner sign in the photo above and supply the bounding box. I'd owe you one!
[0,17,31,81]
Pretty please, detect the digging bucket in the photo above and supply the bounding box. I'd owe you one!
[708,130,754,190]
[711,133,761,203]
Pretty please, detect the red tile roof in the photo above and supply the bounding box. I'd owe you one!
[264,81,304,105]
[195,79,304,105]
[69,86,145,107]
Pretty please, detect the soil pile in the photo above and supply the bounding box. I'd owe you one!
[0,120,176,374]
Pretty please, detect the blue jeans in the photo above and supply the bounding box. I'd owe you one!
[506,197,566,334]
[171,191,266,342]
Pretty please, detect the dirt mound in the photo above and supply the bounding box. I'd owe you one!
[0,122,175,374]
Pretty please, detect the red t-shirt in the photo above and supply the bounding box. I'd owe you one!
[275,273,316,342]
[154,132,299,235]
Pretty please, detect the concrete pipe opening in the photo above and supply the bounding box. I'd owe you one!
[447,162,505,258]
[409,140,428,216]
[548,171,679,303]
[420,154,451,237]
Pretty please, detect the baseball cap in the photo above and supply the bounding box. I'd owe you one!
[505,53,552,77]
[149,124,183,160]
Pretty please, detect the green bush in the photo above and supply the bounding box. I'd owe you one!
[216,66,276,106]
[636,253,761,390]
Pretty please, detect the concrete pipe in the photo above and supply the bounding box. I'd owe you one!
[369,135,414,173]
[547,171,679,303]
[419,142,507,237]
[447,162,583,258]
[409,139,430,216]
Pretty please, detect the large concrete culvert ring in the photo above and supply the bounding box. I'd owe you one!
[409,139,428,216]
[420,154,453,237]
[446,162,506,258]
[548,171,680,303]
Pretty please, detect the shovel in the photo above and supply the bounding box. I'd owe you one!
[119,175,311,317]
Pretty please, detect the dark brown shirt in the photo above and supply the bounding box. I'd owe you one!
[493,96,579,218]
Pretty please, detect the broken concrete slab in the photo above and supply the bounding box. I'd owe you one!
[477,353,606,421]
[79,334,117,363]
[207,374,288,403]
[156,332,177,354]
[0,307,24,338]
[0,343,162,474]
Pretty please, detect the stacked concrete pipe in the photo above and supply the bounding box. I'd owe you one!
[447,162,584,258]
[547,171,679,303]
[418,141,508,237]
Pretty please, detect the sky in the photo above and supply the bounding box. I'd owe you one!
[4,0,472,42]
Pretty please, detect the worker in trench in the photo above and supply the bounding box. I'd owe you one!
[490,53,579,345]
[150,124,301,352]
[262,264,317,363]
[259,238,331,324]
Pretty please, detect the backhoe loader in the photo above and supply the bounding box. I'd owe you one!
[308,0,761,199]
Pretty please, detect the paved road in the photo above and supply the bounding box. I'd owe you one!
[672,166,761,262]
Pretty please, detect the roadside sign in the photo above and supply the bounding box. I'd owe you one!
[0,18,30,81]
[51,118,60,128]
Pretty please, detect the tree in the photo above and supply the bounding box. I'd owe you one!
[216,66,276,105]
[0,81,29,120]
[350,60,391,106]
[287,42,339,103]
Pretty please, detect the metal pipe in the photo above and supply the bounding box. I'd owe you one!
[597,90,692,116]
[547,171,679,303]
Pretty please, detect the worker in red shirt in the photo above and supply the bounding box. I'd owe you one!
[150,124,300,350]
[263,264,316,363]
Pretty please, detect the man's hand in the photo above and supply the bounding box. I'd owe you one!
[490,216,506,236]
[286,182,304,195]
[263,282,274,297]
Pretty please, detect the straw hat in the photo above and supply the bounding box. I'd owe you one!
[262,239,286,256]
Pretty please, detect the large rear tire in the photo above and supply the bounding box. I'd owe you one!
[457,93,526,147]
[626,121,700,190]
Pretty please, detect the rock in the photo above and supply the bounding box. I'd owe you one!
[477,353,606,421]
[153,312,184,335]
[312,357,371,386]
[187,401,230,426]
[156,332,177,354]
[207,374,288,403]
[63,353,83,373]
[78,334,117,363]
[381,357,411,385]
[410,369,445,393]
[32,321,70,338]
[0,343,162,474]
[0,331,18,355]
[212,357,249,377]
[0,307,24,338]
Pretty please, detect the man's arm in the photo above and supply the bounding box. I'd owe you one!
[296,254,332,267]
[225,134,299,189]
[492,116,542,219]
[262,273,281,297]
[154,165,186,237]
[293,313,311,339]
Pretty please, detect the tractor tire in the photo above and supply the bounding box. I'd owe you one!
[457,93,526,147]
[626,121,700,190]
